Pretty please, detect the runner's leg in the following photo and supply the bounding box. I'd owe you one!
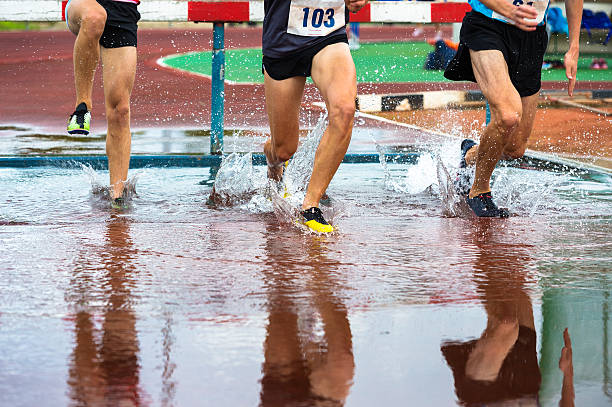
[501,93,539,160]
[101,46,137,199]
[263,73,306,181]
[306,43,356,210]
[66,0,107,110]
[468,49,522,198]
[463,93,538,165]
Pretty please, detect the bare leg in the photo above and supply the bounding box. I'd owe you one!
[468,50,522,198]
[263,73,306,182]
[307,43,356,210]
[464,93,539,166]
[501,93,538,160]
[101,46,137,199]
[66,0,107,110]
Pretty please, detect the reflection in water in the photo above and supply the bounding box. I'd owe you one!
[67,215,144,406]
[442,220,574,406]
[260,221,354,406]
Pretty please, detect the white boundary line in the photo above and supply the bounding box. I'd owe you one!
[156,50,261,86]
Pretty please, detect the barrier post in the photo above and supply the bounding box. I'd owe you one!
[211,21,225,155]
[349,22,360,50]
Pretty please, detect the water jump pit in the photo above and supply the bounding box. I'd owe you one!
[1,114,611,406]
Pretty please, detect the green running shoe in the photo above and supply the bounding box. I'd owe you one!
[67,102,91,135]
[111,197,129,210]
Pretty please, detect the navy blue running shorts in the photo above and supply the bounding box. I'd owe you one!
[262,33,348,81]
[96,0,140,48]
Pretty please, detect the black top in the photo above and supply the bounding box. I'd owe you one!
[263,0,350,58]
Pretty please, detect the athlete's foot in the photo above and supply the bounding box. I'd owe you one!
[454,139,478,196]
[466,192,509,218]
[460,139,478,168]
[67,102,91,135]
[301,207,334,233]
[264,139,284,182]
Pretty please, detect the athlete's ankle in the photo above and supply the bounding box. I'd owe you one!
[468,188,491,199]
[75,101,91,111]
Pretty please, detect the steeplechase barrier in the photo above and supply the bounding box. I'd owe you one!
[0,0,472,154]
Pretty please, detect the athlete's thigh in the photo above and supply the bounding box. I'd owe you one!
[100,46,137,105]
[264,72,306,140]
[66,0,107,35]
[310,42,356,107]
[469,49,520,107]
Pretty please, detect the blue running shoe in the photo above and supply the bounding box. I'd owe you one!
[459,139,477,168]
[455,139,478,196]
[466,192,509,218]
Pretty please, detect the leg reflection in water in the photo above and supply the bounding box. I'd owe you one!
[442,219,574,405]
[260,222,354,406]
[67,215,143,406]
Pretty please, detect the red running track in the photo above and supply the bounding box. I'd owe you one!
[0,25,606,134]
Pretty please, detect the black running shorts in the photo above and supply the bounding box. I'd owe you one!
[444,11,548,97]
[262,33,348,81]
[97,0,140,48]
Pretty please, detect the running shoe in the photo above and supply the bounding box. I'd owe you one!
[466,192,509,218]
[459,139,477,168]
[111,196,128,210]
[454,139,478,196]
[301,207,334,233]
[67,102,91,135]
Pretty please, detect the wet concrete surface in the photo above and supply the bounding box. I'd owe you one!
[1,114,611,406]
[1,25,611,406]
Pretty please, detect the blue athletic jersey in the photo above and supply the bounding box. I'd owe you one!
[468,0,550,26]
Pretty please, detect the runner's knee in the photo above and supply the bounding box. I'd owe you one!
[80,9,107,38]
[106,101,130,127]
[328,100,355,133]
[494,108,522,133]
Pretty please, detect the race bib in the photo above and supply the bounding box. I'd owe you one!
[492,0,549,25]
[287,0,346,37]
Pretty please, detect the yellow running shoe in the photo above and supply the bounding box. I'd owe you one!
[301,207,334,233]
[67,102,91,135]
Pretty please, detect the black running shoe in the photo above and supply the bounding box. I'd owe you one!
[301,207,334,233]
[455,139,478,196]
[459,139,477,168]
[466,192,509,218]
[67,102,91,135]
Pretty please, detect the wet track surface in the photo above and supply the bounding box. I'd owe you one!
[1,116,611,406]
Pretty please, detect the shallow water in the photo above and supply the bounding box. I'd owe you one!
[1,118,612,406]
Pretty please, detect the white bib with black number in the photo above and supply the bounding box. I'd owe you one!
[491,0,549,25]
[287,0,346,37]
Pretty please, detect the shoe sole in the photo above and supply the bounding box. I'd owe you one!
[68,129,90,136]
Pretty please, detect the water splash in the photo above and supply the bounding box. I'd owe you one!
[282,113,328,197]
[378,138,586,218]
[207,152,262,207]
[81,164,140,205]
[434,154,465,217]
